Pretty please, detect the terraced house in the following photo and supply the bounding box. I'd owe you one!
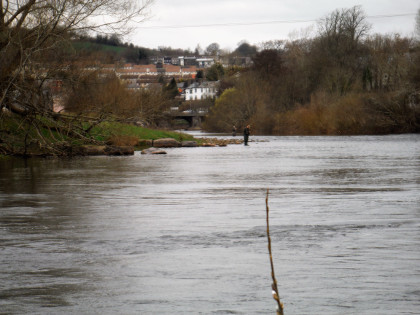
[116,64,198,88]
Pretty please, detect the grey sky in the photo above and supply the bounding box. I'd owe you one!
[130,0,419,51]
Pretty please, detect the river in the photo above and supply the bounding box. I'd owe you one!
[0,134,419,314]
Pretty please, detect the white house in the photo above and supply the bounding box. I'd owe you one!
[184,81,218,101]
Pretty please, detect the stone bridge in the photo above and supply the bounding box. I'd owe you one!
[169,110,207,127]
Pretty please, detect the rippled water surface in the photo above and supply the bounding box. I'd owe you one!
[1,134,419,314]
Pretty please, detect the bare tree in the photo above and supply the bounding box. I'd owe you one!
[205,42,220,56]
[1,0,153,114]
[0,0,153,156]
[364,34,412,91]
[312,5,371,94]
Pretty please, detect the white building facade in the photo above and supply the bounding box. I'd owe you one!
[184,81,218,101]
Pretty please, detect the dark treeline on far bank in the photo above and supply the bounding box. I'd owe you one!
[204,6,420,135]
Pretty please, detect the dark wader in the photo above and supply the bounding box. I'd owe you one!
[243,127,250,145]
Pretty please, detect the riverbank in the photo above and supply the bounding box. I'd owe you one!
[0,113,190,157]
[0,113,243,157]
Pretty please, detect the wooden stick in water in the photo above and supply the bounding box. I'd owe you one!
[266,189,284,315]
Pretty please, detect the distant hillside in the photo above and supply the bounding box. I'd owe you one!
[71,36,193,64]
[72,41,127,53]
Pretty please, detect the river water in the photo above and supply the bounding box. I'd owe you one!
[0,134,419,314]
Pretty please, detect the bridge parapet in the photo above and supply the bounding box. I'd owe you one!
[168,109,207,127]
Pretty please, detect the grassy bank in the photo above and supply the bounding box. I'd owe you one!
[89,121,194,143]
[0,113,196,157]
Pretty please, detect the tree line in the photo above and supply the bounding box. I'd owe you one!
[204,6,420,135]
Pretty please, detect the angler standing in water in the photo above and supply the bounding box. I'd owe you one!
[243,125,250,146]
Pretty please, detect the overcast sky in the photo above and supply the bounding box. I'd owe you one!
[129,0,419,51]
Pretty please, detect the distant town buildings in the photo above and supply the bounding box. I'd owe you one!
[45,50,255,114]
[115,64,198,89]
[149,55,253,69]
[64,53,254,102]
[152,56,215,68]
[82,62,220,101]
